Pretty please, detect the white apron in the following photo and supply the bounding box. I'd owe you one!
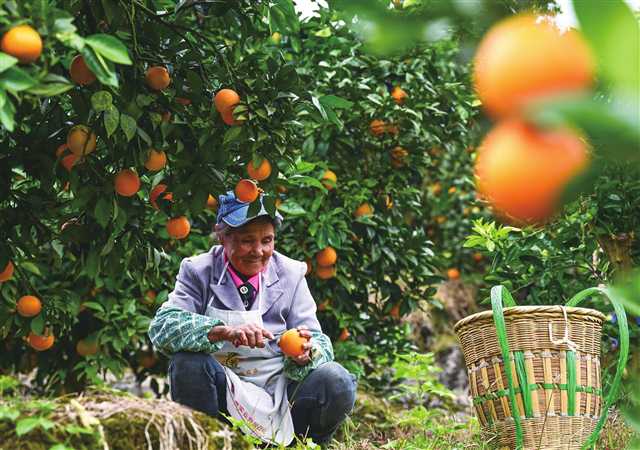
[205,262,294,446]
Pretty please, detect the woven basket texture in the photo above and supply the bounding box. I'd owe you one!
[455,306,605,450]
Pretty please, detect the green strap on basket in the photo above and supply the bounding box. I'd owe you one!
[566,287,630,450]
[490,285,629,450]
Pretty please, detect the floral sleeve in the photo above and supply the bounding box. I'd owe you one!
[283,331,334,381]
[148,305,225,356]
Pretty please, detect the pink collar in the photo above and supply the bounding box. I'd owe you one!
[224,254,263,292]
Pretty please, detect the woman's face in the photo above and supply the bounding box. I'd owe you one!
[222,219,275,276]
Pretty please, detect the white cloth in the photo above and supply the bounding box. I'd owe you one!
[205,261,294,446]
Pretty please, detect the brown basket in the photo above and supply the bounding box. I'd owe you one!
[455,305,605,449]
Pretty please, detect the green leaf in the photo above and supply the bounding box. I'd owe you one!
[82,302,105,313]
[0,90,15,132]
[0,405,19,421]
[314,26,332,38]
[26,81,73,96]
[104,106,120,137]
[223,126,243,145]
[319,95,353,109]
[573,0,639,92]
[0,53,18,73]
[269,0,300,34]
[91,91,113,112]
[80,46,118,87]
[85,34,132,65]
[30,314,44,335]
[311,96,328,121]
[120,113,137,142]
[0,67,37,92]
[16,417,54,436]
[94,197,112,228]
[21,262,41,276]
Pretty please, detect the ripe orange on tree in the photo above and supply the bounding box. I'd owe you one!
[17,295,42,317]
[175,97,192,106]
[472,252,484,263]
[207,194,218,210]
[390,146,409,160]
[1,25,42,63]
[390,303,401,320]
[0,261,14,282]
[67,125,97,156]
[61,154,78,172]
[321,170,337,190]
[143,290,157,305]
[278,329,309,357]
[247,158,272,181]
[474,14,595,118]
[447,268,461,280]
[369,119,386,136]
[235,179,259,203]
[475,119,589,224]
[354,203,373,218]
[338,328,350,341]
[28,332,55,351]
[69,55,96,86]
[214,88,240,113]
[76,338,98,357]
[144,149,167,171]
[145,66,171,91]
[316,247,337,266]
[317,299,330,311]
[150,184,173,209]
[114,169,141,197]
[315,264,336,280]
[391,86,407,105]
[167,216,191,239]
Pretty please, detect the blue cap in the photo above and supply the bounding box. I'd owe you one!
[216,191,283,228]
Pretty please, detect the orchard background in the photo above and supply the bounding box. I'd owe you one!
[0,0,638,449]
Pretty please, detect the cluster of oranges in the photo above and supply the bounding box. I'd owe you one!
[473,14,594,224]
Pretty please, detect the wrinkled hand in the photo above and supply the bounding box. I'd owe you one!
[291,325,313,366]
[226,324,274,348]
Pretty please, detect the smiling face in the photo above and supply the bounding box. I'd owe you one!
[221,217,275,277]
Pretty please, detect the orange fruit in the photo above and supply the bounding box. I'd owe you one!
[338,328,350,341]
[76,338,98,357]
[475,119,589,223]
[207,194,218,210]
[234,179,259,203]
[390,158,404,169]
[0,261,14,282]
[448,186,457,194]
[145,66,171,91]
[474,14,595,118]
[61,154,78,172]
[316,247,337,266]
[431,183,442,196]
[390,303,401,320]
[29,332,55,351]
[321,170,337,190]
[278,329,309,357]
[472,252,484,263]
[447,268,461,280]
[69,55,96,86]
[354,203,373,218]
[1,25,42,64]
[317,299,330,312]
[220,107,242,126]
[175,97,191,106]
[387,124,400,135]
[144,149,167,171]
[114,169,141,197]
[167,216,191,239]
[67,125,97,156]
[143,289,157,305]
[435,215,447,225]
[391,86,407,105]
[247,158,272,181]
[369,119,386,136]
[315,265,336,280]
[17,295,42,317]
[214,88,240,113]
[390,146,409,160]
[150,184,173,209]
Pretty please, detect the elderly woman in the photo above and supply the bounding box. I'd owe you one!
[148,192,357,447]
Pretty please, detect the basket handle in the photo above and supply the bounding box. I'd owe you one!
[490,285,524,449]
[565,287,630,450]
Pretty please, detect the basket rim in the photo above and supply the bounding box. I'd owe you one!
[454,305,606,332]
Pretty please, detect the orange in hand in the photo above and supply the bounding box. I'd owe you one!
[279,329,310,357]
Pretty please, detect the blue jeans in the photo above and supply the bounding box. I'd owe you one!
[169,352,357,446]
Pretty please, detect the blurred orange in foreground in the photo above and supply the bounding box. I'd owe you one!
[475,120,589,224]
[474,14,595,118]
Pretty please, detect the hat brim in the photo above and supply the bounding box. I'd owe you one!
[221,204,283,228]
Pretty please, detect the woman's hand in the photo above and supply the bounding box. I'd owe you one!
[291,326,313,366]
[209,324,274,348]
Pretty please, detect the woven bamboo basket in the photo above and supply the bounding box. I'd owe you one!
[454,286,629,450]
